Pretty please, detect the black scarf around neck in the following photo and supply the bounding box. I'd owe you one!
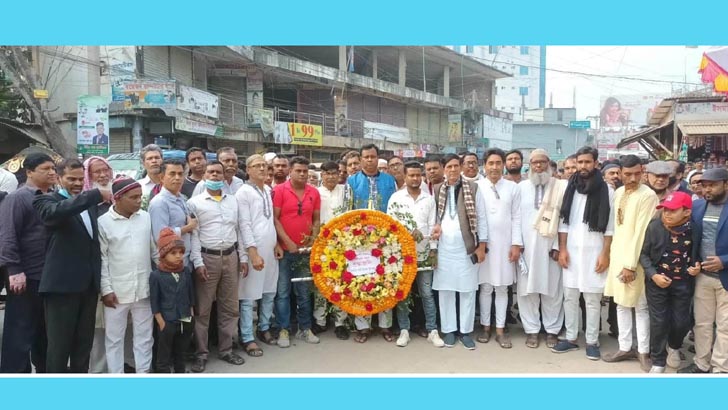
[560,169,611,233]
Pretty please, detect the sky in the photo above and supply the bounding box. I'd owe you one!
[545,46,713,119]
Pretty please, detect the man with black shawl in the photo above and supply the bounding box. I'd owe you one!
[551,146,615,361]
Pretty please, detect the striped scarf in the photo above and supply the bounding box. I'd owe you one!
[437,177,478,240]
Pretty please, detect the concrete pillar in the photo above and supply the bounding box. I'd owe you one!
[443,66,450,98]
[372,50,378,80]
[132,116,144,152]
[398,51,406,87]
[87,46,100,95]
[339,46,347,71]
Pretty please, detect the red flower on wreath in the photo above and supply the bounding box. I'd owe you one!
[388,255,397,265]
[331,293,341,302]
[389,224,398,232]
[360,284,368,292]
[343,288,352,297]
[342,271,354,283]
[404,255,415,264]
[353,229,363,236]
[360,212,368,220]
[395,290,404,300]
[366,283,375,291]
[376,264,385,275]
[365,303,373,312]
[344,250,357,260]
[329,261,338,270]
[371,248,383,257]
[322,228,331,238]
[312,263,322,273]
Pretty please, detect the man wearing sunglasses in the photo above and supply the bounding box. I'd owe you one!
[272,156,322,348]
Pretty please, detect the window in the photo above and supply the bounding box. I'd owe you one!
[453,45,462,53]
[519,65,529,75]
[519,87,529,96]
[489,46,499,54]
[520,46,529,55]
[466,45,474,53]
[556,139,563,154]
[557,110,563,122]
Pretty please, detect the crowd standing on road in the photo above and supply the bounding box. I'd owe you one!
[1,142,727,374]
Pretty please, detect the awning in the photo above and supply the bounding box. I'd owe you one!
[617,122,672,148]
[0,119,48,145]
[678,121,728,136]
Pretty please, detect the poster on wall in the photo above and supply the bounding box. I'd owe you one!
[448,114,462,142]
[599,94,667,130]
[246,68,264,128]
[334,96,349,136]
[77,95,110,155]
[363,121,411,144]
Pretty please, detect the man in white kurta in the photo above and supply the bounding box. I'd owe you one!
[313,161,351,340]
[432,155,489,350]
[476,149,522,349]
[602,156,658,371]
[552,148,615,361]
[518,149,566,349]
[236,155,282,355]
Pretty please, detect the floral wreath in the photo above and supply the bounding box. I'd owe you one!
[310,209,418,316]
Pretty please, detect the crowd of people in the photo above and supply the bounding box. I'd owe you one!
[0,142,726,374]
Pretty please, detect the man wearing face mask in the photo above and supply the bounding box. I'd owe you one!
[34,159,112,373]
[187,161,247,372]
[192,147,244,196]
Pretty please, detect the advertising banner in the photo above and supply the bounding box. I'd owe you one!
[77,95,110,155]
[363,121,411,144]
[274,121,323,146]
[177,85,219,118]
[112,80,176,110]
[448,114,462,142]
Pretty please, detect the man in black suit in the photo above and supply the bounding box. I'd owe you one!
[33,159,112,373]
[92,122,109,145]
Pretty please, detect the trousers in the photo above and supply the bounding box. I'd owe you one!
[617,290,650,354]
[479,283,508,328]
[104,298,154,373]
[564,287,601,345]
[44,286,98,373]
[646,278,692,367]
[439,290,476,334]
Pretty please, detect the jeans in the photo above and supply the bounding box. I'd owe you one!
[396,270,437,332]
[275,252,313,332]
[239,293,275,343]
[646,278,693,367]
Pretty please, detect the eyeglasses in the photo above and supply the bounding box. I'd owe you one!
[389,163,403,169]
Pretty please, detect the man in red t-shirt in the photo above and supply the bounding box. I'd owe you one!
[272,156,321,348]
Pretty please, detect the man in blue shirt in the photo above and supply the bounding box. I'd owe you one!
[346,144,397,343]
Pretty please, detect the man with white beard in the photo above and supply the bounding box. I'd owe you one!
[82,156,114,373]
[517,149,567,349]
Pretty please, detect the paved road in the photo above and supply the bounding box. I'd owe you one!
[0,305,692,374]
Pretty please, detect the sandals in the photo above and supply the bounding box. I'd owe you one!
[354,330,370,343]
[218,352,245,365]
[546,334,559,349]
[257,330,277,345]
[525,333,539,349]
[381,328,394,342]
[243,341,264,357]
[496,332,512,349]
[476,326,491,343]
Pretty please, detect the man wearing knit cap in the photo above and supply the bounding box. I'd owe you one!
[98,178,156,373]
[517,148,566,349]
[645,160,674,201]
[602,155,659,371]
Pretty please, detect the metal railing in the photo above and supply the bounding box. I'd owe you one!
[217,97,450,146]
